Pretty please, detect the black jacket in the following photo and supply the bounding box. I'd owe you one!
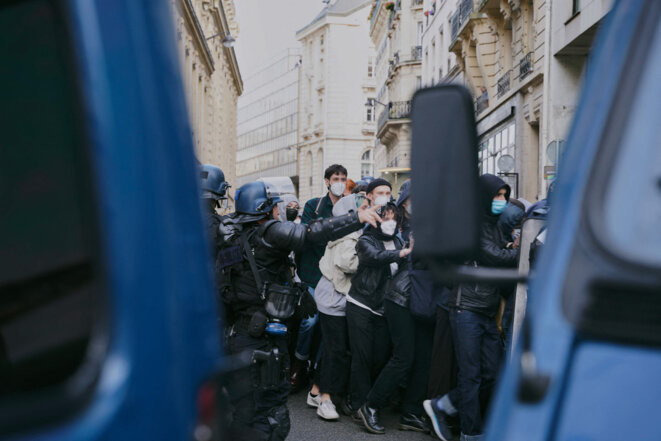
[349,227,406,314]
[218,211,363,320]
[449,174,519,317]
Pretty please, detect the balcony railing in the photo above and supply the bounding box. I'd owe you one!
[451,0,473,42]
[519,52,533,80]
[412,0,424,7]
[461,0,473,21]
[497,70,511,97]
[451,9,462,41]
[387,48,420,79]
[370,0,382,29]
[377,100,412,134]
[475,90,489,114]
[411,45,422,61]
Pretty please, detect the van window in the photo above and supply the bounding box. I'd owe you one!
[601,21,661,267]
[0,0,105,432]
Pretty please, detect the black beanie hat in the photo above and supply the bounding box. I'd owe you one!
[367,178,392,194]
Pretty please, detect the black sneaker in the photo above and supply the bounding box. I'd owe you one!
[398,413,430,433]
[423,399,454,441]
[358,404,385,434]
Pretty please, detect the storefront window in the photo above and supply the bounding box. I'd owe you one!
[479,121,517,194]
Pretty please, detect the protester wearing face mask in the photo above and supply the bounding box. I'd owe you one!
[345,179,411,430]
[292,164,349,393]
[275,194,301,223]
[308,193,367,421]
[425,174,519,441]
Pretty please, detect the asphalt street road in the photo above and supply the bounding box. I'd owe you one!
[287,390,436,441]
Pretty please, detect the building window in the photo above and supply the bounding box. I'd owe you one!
[320,33,324,46]
[361,150,374,178]
[417,22,423,45]
[308,151,313,187]
[478,122,517,194]
[572,0,580,15]
[367,57,375,77]
[416,76,422,89]
[366,105,374,122]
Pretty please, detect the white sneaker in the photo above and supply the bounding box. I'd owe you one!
[306,391,322,408]
[317,399,340,420]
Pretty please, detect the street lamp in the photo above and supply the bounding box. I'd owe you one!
[365,98,387,108]
[206,32,236,48]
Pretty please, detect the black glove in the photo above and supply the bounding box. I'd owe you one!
[297,289,317,320]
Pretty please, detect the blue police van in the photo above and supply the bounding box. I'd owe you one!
[1,0,224,440]
[412,0,661,440]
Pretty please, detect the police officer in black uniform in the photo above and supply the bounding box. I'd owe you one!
[199,163,230,257]
[217,180,381,441]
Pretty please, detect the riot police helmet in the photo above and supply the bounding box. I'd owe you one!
[234,181,283,215]
[199,164,229,199]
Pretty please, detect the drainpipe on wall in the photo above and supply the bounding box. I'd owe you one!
[540,0,553,200]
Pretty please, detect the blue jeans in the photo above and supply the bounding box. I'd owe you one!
[448,308,502,436]
[294,286,319,361]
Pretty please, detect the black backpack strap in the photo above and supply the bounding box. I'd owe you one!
[240,229,265,298]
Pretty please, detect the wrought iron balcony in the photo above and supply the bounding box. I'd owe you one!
[475,90,489,114]
[377,100,412,134]
[461,0,473,22]
[370,0,382,29]
[497,70,511,97]
[519,52,533,80]
[451,9,462,41]
[411,45,422,61]
[451,0,473,42]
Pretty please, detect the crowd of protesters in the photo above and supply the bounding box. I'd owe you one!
[284,163,548,441]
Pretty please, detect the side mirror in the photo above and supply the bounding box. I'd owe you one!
[410,85,480,263]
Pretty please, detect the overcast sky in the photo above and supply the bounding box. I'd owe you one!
[233,0,324,77]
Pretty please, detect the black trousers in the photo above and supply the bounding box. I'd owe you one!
[318,312,350,396]
[428,306,458,398]
[346,302,391,408]
[367,300,433,415]
[448,309,502,436]
[226,331,291,441]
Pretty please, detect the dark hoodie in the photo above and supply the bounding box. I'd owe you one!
[448,174,520,317]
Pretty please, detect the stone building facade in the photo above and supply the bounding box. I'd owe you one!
[171,0,243,204]
[296,0,376,203]
[421,0,611,200]
[369,0,424,194]
[421,0,462,85]
[543,0,611,190]
[446,0,547,200]
[236,49,301,188]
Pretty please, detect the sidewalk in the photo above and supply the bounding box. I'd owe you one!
[287,389,434,440]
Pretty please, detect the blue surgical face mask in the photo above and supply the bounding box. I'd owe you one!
[491,199,507,215]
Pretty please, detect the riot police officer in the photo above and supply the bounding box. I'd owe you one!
[217,180,381,441]
[199,163,230,257]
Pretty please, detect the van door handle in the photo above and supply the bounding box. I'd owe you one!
[517,318,551,403]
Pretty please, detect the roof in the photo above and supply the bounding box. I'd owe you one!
[297,0,371,36]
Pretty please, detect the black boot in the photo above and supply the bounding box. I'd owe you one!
[358,404,385,434]
[340,399,362,423]
[398,413,430,433]
[289,358,309,393]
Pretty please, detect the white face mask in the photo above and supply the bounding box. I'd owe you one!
[373,195,390,206]
[380,219,397,236]
[405,202,412,215]
[329,182,346,197]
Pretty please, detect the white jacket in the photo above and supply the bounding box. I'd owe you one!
[318,230,361,295]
